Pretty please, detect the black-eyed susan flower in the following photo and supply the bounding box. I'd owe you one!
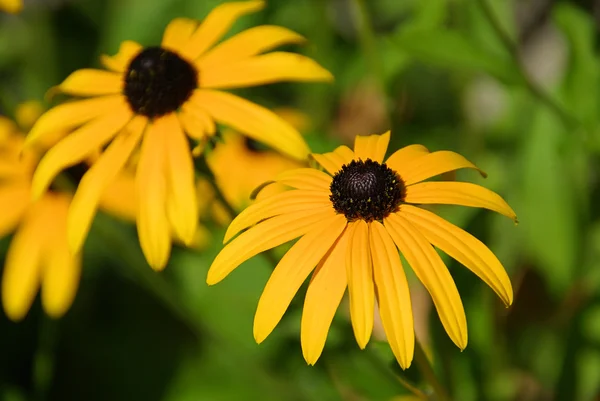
[207,108,308,210]
[207,132,517,369]
[24,0,332,270]
[0,0,21,13]
[0,108,133,320]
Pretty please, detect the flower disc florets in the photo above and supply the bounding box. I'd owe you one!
[124,47,197,118]
[330,159,405,222]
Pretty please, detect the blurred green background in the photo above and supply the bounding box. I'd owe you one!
[1,0,600,400]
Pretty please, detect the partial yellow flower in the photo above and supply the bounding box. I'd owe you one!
[25,0,332,271]
[207,131,517,369]
[0,117,76,321]
[0,104,135,320]
[0,0,21,13]
[207,108,309,210]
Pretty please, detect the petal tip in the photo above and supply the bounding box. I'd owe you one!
[206,267,226,285]
[148,259,168,272]
[355,337,369,350]
[253,328,268,344]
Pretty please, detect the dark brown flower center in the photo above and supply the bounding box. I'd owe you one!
[124,46,197,119]
[329,159,405,222]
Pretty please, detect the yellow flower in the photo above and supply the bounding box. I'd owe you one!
[207,108,308,210]
[0,0,21,13]
[207,131,517,369]
[24,0,331,271]
[0,104,136,320]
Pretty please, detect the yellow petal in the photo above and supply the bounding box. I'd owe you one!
[198,25,305,68]
[180,0,265,60]
[254,213,346,343]
[163,114,198,245]
[370,221,414,369]
[354,131,390,163]
[2,198,52,321]
[385,213,467,349]
[398,151,485,186]
[310,145,354,175]
[162,18,197,51]
[191,89,310,160]
[0,183,30,238]
[405,182,517,221]
[67,116,146,253]
[41,195,81,318]
[31,102,132,199]
[301,231,348,365]
[178,105,216,140]
[335,145,355,162]
[0,159,27,179]
[346,220,374,349]
[201,52,333,89]
[56,69,124,96]
[101,40,143,73]
[136,119,171,271]
[385,144,429,173]
[275,168,331,191]
[99,172,137,222]
[25,95,126,148]
[224,190,330,243]
[207,208,334,285]
[401,205,513,306]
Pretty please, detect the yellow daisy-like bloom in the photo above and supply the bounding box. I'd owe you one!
[0,0,21,13]
[207,132,517,368]
[0,105,137,320]
[207,108,308,210]
[24,0,332,270]
[0,117,77,320]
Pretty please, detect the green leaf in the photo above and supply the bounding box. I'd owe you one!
[392,29,520,84]
[554,3,600,128]
[408,0,446,32]
[575,348,600,401]
[520,106,579,296]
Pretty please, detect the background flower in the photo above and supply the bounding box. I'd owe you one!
[0,104,136,320]
[0,0,21,13]
[207,108,309,210]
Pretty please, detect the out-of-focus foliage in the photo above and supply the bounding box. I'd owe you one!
[1,0,599,400]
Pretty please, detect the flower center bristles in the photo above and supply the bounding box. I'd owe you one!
[329,159,405,222]
[124,47,197,119]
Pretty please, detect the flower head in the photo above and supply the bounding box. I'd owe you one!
[207,108,309,210]
[24,0,332,270]
[0,0,21,13]
[0,104,137,320]
[207,131,517,369]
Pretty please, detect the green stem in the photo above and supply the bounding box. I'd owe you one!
[476,0,579,130]
[352,0,386,93]
[364,345,429,400]
[396,375,429,401]
[414,339,452,401]
[32,317,58,401]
